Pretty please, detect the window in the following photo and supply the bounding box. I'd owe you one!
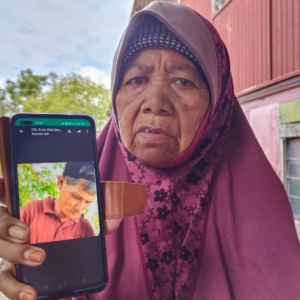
[279,122,300,221]
[285,138,300,220]
[213,0,229,13]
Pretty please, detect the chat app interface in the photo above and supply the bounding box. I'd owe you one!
[13,117,101,244]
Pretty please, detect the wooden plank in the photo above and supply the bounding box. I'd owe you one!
[256,0,262,85]
[251,0,255,87]
[276,0,282,77]
[271,0,277,79]
[263,0,270,83]
[242,0,246,91]
[241,0,246,91]
[262,0,268,83]
[257,0,262,85]
[262,0,265,83]
[281,0,288,75]
[266,0,271,82]
[182,0,212,22]
[279,99,300,124]
[248,0,252,87]
[232,0,238,90]
[294,0,300,70]
[245,0,250,89]
[287,0,294,73]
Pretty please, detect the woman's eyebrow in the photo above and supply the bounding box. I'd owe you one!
[126,62,153,73]
[166,64,198,76]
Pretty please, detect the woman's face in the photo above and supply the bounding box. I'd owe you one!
[116,47,210,165]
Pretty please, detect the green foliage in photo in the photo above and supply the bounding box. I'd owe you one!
[18,163,65,207]
[91,212,100,235]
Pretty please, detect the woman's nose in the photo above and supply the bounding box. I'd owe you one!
[140,85,174,115]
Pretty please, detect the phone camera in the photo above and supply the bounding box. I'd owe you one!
[20,121,33,125]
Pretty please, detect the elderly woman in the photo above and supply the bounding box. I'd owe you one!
[0,2,300,300]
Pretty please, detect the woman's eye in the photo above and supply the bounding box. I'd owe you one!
[127,77,146,86]
[175,78,194,87]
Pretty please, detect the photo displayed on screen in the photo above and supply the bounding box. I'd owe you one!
[17,161,100,244]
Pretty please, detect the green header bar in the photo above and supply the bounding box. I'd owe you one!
[15,118,91,127]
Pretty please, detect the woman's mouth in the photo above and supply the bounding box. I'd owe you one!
[138,126,171,135]
[137,126,173,143]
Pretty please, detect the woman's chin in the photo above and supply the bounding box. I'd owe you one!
[134,148,178,166]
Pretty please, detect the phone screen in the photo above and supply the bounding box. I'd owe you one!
[11,114,107,299]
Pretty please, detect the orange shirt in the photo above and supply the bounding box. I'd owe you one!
[20,196,95,244]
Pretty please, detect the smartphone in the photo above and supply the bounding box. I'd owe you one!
[10,113,108,299]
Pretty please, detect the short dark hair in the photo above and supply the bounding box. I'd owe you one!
[63,162,96,194]
[65,175,96,195]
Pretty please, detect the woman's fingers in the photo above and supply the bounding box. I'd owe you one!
[0,260,38,300]
[0,178,5,205]
[0,207,30,243]
[104,218,122,235]
[0,208,46,267]
[0,239,46,267]
[0,202,41,300]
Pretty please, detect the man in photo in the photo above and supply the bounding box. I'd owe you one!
[20,162,97,244]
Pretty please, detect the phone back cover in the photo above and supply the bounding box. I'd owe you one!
[0,116,13,214]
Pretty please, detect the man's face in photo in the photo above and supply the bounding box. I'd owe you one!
[57,175,96,221]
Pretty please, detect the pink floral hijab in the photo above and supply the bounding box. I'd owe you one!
[76,2,300,300]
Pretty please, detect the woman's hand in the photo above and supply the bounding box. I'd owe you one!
[0,178,122,300]
[0,178,45,300]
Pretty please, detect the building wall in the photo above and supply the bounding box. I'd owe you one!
[247,103,279,175]
[271,0,300,79]
[242,86,300,175]
[180,0,212,22]
[242,85,300,240]
[213,0,271,94]
[168,0,300,96]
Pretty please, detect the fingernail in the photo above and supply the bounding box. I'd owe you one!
[8,225,28,240]
[23,249,43,262]
[19,291,34,300]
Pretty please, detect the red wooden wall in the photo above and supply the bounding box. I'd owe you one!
[272,0,300,79]
[165,0,211,21]
[181,0,212,22]
[213,0,271,94]
[166,0,300,95]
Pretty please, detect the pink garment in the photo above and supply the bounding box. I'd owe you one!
[75,2,300,300]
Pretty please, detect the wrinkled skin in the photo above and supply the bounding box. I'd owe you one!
[116,47,210,164]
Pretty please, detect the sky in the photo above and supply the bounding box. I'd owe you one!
[0,0,135,89]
